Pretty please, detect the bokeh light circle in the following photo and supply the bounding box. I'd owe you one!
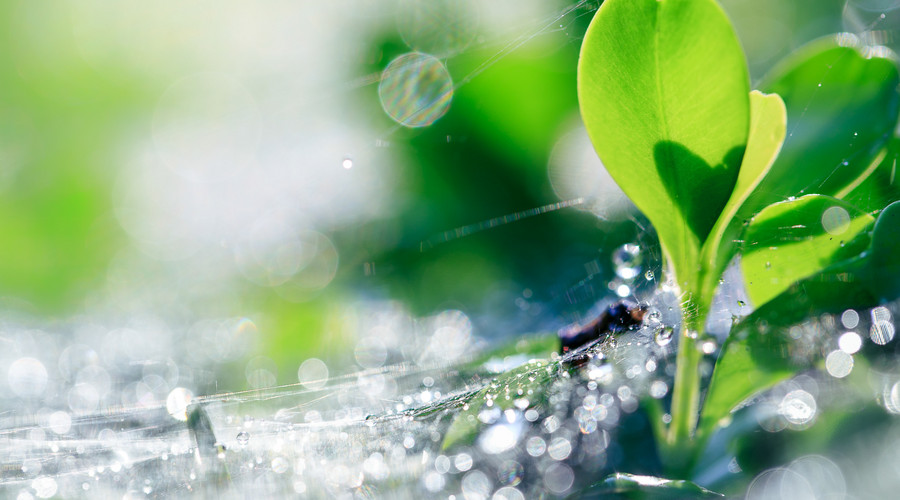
[821,206,850,236]
[8,357,48,398]
[378,52,453,128]
[825,350,853,378]
[166,387,193,421]
[298,358,329,390]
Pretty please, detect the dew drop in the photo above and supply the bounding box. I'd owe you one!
[612,243,642,279]
[236,431,250,447]
[654,327,674,347]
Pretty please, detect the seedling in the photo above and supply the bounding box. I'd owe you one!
[578,0,900,476]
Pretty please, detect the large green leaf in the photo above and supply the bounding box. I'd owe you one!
[699,91,786,304]
[741,195,875,307]
[698,201,900,448]
[578,0,750,294]
[741,35,900,217]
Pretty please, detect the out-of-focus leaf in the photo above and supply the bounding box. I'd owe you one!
[859,200,900,301]
[575,472,723,499]
[442,358,554,450]
[741,194,875,307]
[742,35,900,216]
[578,0,750,295]
[700,91,786,303]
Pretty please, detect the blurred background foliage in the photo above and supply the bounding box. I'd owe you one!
[0,0,896,388]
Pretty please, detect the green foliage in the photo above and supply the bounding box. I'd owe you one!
[741,195,874,307]
[700,200,900,445]
[578,0,750,305]
[751,36,900,212]
[578,0,900,478]
[698,91,787,308]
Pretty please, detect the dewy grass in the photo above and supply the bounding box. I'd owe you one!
[578,0,900,475]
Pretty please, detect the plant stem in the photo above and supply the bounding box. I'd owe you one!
[664,300,705,473]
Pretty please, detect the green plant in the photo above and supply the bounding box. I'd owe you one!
[578,0,900,476]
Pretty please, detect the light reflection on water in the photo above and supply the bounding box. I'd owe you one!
[1,293,897,498]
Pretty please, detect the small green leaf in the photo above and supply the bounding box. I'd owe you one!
[700,91,786,304]
[578,0,750,293]
[575,472,723,499]
[742,35,900,216]
[741,195,875,307]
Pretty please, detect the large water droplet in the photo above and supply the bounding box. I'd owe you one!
[612,243,642,279]
[654,327,674,347]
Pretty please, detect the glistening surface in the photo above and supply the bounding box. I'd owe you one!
[2,0,900,498]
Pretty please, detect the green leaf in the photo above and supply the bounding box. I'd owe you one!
[742,35,900,216]
[845,137,900,212]
[575,473,723,499]
[696,314,798,448]
[859,200,900,301]
[699,91,787,304]
[698,201,900,447]
[741,195,875,307]
[578,0,750,294]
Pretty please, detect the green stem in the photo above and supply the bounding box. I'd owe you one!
[664,299,705,474]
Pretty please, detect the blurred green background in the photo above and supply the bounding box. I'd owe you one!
[1,0,894,388]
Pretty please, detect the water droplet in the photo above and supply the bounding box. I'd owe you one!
[644,270,654,280]
[166,387,193,422]
[780,389,817,425]
[612,243,642,279]
[271,456,289,474]
[655,327,674,346]
[701,340,718,354]
[236,431,250,447]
